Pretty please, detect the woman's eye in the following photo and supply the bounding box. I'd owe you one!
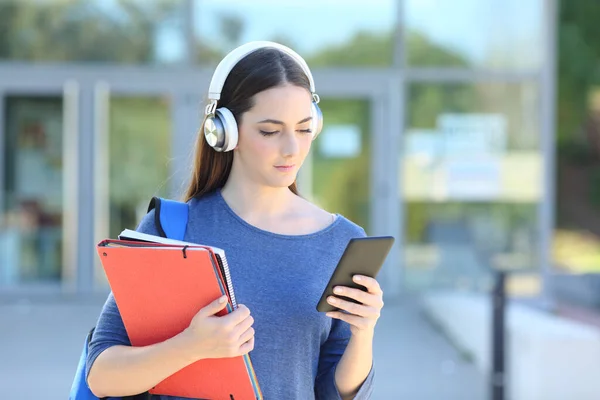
[259,129,312,136]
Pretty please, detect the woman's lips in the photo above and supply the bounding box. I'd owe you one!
[275,164,295,172]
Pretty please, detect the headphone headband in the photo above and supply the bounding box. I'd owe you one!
[207,41,316,101]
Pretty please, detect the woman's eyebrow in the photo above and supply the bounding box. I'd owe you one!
[257,116,312,125]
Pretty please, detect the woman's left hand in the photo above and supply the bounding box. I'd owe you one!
[325,275,384,337]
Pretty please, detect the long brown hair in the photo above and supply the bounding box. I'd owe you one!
[183,48,310,202]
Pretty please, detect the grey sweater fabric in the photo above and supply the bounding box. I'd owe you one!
[86,189,374,399]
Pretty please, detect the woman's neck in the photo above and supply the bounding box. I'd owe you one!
[220,179,296,218]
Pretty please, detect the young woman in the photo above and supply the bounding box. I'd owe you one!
[86,41,384,400]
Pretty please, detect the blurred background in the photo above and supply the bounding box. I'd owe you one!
[1,0,599,399]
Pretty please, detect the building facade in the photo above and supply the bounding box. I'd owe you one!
[0,0,555,298]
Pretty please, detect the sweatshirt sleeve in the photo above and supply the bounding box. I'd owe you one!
[314,318,375,399]
[85,291,129,381]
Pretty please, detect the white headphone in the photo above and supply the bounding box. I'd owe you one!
[203,41,323,152]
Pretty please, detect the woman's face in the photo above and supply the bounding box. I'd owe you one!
[234,83,315,189]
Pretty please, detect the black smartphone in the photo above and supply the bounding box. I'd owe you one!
[316,236,395,313]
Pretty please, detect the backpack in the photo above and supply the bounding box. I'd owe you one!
[69,197,189,400]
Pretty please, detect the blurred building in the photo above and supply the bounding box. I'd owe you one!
[0,0,557,299]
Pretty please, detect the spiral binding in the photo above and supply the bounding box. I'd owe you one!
[216,254,238,310]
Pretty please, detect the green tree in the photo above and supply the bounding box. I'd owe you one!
[554,1,600,249]
[556,0,600,147]
[0,0,181,63]
[405,31,469,67]
[307,30,468,68]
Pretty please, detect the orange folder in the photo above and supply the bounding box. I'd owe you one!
[97,238,263,400]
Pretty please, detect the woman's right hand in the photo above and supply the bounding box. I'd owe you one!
[181,296,255,361]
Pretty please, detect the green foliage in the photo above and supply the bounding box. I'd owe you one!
[555,1,600,236]
[558,139,595,165]
[306,29,469,68]
[556,1,600,145]
[405,31,469,67]
[589,166,600,210]
[0,0,181,63]
[0,1,230,65]
[307,31,394,67]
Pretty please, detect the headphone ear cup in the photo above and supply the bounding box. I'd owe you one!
[311,102,323,139]
[203,107,238,152]
[203,114,225,151]
[215,107,238,152]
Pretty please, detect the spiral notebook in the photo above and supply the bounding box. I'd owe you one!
[97,233,262,400]
[118,229,238,309]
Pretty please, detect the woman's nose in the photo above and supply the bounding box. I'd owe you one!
[281,132,300,156]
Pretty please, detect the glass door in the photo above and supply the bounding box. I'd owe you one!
[0,86,78,289]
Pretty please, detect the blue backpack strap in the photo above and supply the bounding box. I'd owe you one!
[69,328,97,399]
[147,196,189,241]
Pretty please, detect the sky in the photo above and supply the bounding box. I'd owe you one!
[193,0,397,56]
[189,0,544,67]
[403,0,543,64]
[96,0,545,68]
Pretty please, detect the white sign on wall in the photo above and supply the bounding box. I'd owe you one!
[437,113,507,156]
[445,157,502,200]
[403,113,509,201]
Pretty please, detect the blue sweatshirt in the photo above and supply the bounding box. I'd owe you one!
[86,189,375,399]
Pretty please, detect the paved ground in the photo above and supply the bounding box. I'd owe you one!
[0,293,487,400]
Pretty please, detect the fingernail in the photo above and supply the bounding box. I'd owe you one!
[328,296,337,304]
[354,275,362,281]
[334,287,342,294]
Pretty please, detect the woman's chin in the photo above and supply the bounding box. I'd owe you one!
[266,175,298,188]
